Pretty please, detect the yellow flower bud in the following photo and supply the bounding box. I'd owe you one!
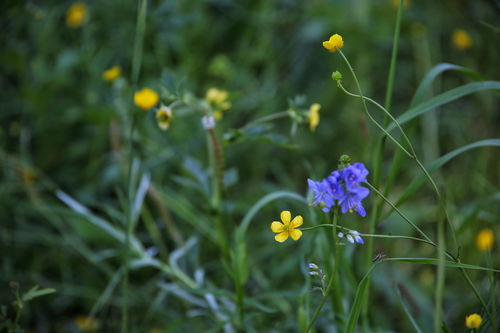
[134,88,159,110]
[66,2,87,28]
[452,29,472,50]
[476,228,494,251]
[102,66,121,82]
[465,313,482,329]
[322,34,344,52]
[308,103,321,132]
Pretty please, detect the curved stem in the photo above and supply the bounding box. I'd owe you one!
[239,111,290,131]
[337,50,413,158]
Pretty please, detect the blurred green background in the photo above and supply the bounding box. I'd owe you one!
[1,0,499,332]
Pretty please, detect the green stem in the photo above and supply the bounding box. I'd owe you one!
[364,182,433,243]
[238,111,290,131]
[305,209,340,333]
[434,192,446,332]
[122,2,147,331]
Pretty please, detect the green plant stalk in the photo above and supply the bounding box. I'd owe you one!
[433,191,446,332]
[122,1,147,332]
[486,251,497,329]
[305,209,340,333]
[332,210,344,321]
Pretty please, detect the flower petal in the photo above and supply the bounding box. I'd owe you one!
[274,231,289,243]
[280,210,291,225]
[290,215,303,228]
[270,221,284,233]
[290,229,303,241]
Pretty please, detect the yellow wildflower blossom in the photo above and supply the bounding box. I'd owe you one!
[206,88,231,120]
[465,313,482,329]
[102,66,121,82]
[270,210,303,242]
[322,34,343,52]
[476,228,494,251]
[75,315,99,332]
[156,106,173,130]
[308,103,321,132]
[134,88,159,110]
[66,2,87,28]
[452,29,472,50]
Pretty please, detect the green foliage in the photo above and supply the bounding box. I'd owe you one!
[1,0,499,332]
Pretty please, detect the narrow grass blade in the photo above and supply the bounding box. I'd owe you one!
[394,285,423,333]
[410,63,482,107]
[396,139,500,206]
[387,81,500,132]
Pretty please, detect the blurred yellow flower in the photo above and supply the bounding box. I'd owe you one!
[308,103,321,132]
[270,210,303,243]
[465,313,482,329]
[66,2,87,28]
[205,88,231,120]
[391,0,410,8]
[156,106,173,130]
[102,66,121,82]
[75,315,99,332]
[476,228,494,251]
[322,34,343,52]
[452,29,472,50]
[134,88,159,110]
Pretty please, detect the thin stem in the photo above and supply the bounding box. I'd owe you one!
[305,210,340,333]
[337,51,413,158]
[434,193,446,332]
[364,182,433,243]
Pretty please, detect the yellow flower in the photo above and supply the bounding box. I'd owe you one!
[206,88,231,120]
[391,0,410,8]
[452,29,472,50]
[270,210,303,243]
[134,88,159,110]
[465,313,482,329]
[322,34,344,52]
[66,2,87,28]
[156,105,173,130]
[308,103,321,132]
[476,228,494,251]
[75,315,99,332]
[102,66,121,82]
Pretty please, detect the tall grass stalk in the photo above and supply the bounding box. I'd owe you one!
[434,190,446,332]
[122,1,147,332]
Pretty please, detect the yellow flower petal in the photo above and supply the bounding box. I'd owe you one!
[452,29,472,50]
[102,66,121,82]
[270,221,285,233]
[290,215,303,228]
[476,228,494,251]
[134,88,159,110]
[465,313,482,329]
[322,34,343,52]
[290,229,302,241]
[66,2,87,28]
[280,210,291,225]
[274,231,289,243]
[309,103,320,132]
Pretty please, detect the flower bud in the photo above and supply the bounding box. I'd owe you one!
[331,71,343,81]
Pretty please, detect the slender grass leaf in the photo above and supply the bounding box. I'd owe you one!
[411,63,482,107]
[387,81,500,132]
[396,139,500,206]
[394,285,423,333]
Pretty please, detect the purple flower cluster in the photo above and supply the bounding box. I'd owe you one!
[307,162,370,216]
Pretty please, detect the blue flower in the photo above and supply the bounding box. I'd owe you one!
[308,178,335,212]
[307,161,370,217]
[343,163,368,193]
[339,186,369,217]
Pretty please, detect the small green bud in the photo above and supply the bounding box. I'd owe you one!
[331,71,343,81]
[338,154,351,169]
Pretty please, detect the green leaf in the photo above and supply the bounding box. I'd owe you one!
[394,285,423,333]
[22,286,56,302]
[56,191,144,253]
[396,139,500,206]
[387,81,500,132]
[410,63,482,108]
